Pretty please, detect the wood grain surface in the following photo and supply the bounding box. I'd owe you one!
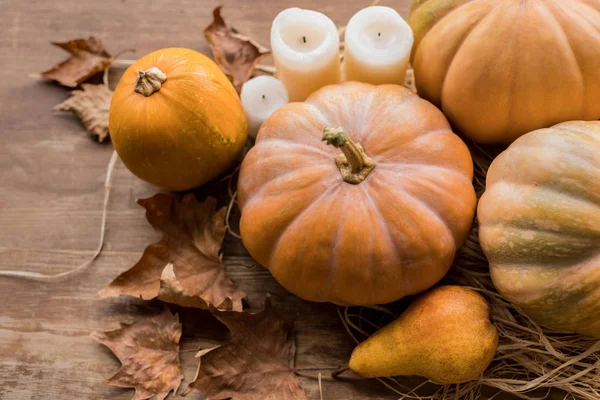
[0,1,555,399]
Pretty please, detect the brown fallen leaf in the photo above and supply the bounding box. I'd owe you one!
[41,37,112,87]
[99,194,246,311]
[53,83,112,142]
[183,296,307,400]
[204,6,269,93]
[158,263,229,309]
[404,67,417,94]
[91,308,184,400]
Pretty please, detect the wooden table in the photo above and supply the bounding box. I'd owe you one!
[0,0,416,399]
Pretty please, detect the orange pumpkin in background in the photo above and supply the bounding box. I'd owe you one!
[109,48,247,191]
[238,82,477,305]
[409,0,600,144]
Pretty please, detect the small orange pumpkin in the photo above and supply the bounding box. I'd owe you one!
[109,48,247,191]
[238,82,477,305]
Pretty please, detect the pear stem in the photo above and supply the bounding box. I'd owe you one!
[331,365,350,378]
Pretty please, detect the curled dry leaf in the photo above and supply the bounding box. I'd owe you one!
[99,193,246,311]
[183,296,307,400]
[157,263,229,309]
[53,83,112,142]
[204,6,269,92]
[404,67,417,93]
[41,37,112,87]
[91,308,184,400]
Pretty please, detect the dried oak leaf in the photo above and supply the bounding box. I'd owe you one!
[41,37,112,87]
[204,6,269,92]
[53,83,112,142]
[91,308,184,400]
[183,296,307,400]
[99,193,246,311]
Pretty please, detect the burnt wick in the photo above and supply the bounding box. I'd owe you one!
[302,36,307,43]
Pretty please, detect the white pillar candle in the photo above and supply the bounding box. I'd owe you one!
[271,8,341,102]
[241,76,289,138]
[343,6,414,85]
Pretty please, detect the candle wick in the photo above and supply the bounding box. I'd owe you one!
[378,32,381,37]
[262,94,266,100]
[302,36,307,43]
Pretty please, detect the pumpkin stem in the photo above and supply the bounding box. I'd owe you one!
[322,126,375,184]
[134,67,167,97]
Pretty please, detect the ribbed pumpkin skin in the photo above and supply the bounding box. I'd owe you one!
[109,48,247,191]
[409,0,600,144]
[238,82,476,305]
[478,121,600,337]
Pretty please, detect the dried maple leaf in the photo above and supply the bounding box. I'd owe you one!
[157,263,234,309]
[99,194,246,311]
[41,37,112,87]
[204,6,269,93]
[53,83,112,142]
[183,296,307,400]
[91,308,184,400]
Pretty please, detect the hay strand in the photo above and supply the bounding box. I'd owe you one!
[0,150,118,281]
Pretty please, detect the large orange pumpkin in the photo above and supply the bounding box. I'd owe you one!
[409,0,600,144]
[109,48,247,191]
[478,121,600,337]
[238,82,477,305]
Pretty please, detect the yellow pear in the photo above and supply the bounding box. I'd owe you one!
[347,285,498,384]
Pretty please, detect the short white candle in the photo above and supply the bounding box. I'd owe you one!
[343,6,414,85]
[271,8,341,102]
[240,76,289,138]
